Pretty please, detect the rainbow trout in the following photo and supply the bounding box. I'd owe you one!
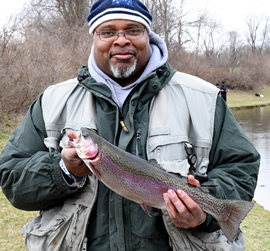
[70,127,254,242]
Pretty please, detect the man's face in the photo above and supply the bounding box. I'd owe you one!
[93,19,152,86]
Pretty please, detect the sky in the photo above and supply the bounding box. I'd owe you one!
[0,0,269,31]
[201,0,270,32]
[0,0,30,28]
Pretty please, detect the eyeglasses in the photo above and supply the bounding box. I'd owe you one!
[95,28,146,42]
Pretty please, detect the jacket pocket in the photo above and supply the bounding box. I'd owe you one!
[21,206,74,251]
[147,128,190,176]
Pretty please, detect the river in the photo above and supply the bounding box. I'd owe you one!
[232,105,270,211]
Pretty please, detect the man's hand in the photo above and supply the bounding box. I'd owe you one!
[61,131,92,178]
[163,175,206,229]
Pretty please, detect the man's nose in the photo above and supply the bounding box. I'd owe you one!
[113,32,130,44]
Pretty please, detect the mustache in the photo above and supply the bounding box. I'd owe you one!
[109,50,137,58]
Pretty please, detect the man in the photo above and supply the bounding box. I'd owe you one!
[220,81,228,102]
[0,0,259,250]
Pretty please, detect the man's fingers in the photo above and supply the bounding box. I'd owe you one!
[163,192,179,219]
[163,189,207,228]
[176,190,199,213]
[168,190,186,214]
[176,189,206,225]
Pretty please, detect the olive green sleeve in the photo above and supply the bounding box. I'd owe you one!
[197,96,260,232]
[0,95,78,211]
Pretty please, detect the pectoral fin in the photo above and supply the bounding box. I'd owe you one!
[140,204,152,217]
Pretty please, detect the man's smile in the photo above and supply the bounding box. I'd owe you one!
[110,50,136,61]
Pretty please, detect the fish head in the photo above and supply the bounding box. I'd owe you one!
[71,128,99,159]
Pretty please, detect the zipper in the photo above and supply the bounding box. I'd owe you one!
[135,131,142,156]
[82,237,87,251]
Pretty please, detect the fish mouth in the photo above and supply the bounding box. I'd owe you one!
[76,131,99,160]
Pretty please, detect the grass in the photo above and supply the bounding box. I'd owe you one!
[227,87,270,109]
[242,202,270,251]
[1,90,270,250]
[0,114,38,250]
[0,193,37,250]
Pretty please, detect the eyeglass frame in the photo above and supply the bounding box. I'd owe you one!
[95,28,147,42]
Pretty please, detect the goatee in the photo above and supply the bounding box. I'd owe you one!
[109,59,137,79]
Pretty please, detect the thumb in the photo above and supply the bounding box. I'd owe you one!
[67,131,77,141]
[188,175,200,187]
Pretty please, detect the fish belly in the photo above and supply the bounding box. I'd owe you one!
[96,156,170,210]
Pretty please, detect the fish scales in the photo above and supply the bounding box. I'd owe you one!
[93,148,175,208]
[71,127,254,242]
[86,133,231,217]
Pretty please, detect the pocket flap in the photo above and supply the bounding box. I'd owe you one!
[148,135,188,152]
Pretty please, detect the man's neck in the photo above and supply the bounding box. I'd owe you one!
[111,75,139,87]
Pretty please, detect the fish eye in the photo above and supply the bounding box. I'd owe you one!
[82,132,88,138]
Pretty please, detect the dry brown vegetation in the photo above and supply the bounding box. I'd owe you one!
[0,0,270,114]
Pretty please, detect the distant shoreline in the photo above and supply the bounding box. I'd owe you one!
[227,87,270,110]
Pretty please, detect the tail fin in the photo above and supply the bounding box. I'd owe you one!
[218,200,254,242]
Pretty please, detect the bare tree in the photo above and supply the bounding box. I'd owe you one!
[193,13,208,55]
[245,15,270,54]
[259,16,270,53]
[0,0,92,113]
[201,19,222,58]
[227,31,242,66]
[143,0,178,46]
[29,0,92,27]
[246,15,261,54]
[143,0,212,52]
[174,0,195,49]
[0,22,16,57]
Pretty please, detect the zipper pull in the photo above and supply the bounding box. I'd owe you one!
[119,110,128,132]
[82,237,87,251]
[120,121,129,132]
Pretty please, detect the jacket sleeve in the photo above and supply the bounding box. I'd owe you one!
[0,94,78,211]
[197,96,260,232]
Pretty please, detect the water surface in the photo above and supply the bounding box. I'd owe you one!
[232,105,270,211]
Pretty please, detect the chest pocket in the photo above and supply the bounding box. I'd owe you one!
[147,127,191,177]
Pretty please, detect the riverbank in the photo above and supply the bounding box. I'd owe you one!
[227,87,270,109]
